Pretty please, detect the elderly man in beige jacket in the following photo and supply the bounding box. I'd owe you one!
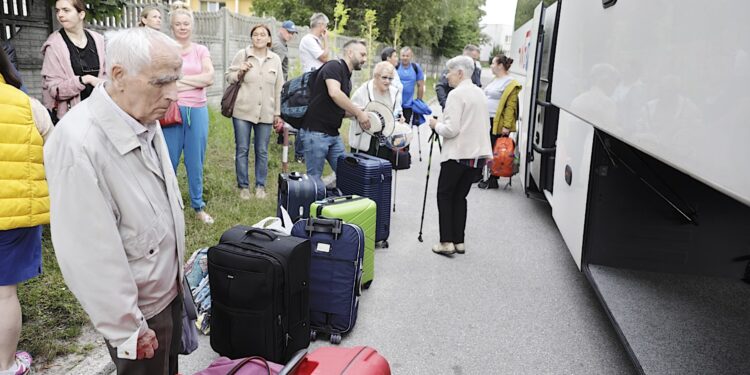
[44,27,186,375]
[429,55,493,256]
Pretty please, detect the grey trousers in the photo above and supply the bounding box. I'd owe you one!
[106,297,182,375]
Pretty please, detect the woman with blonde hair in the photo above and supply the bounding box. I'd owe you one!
[41,0,106,121]
[138,5,162,30]
[349,61,403,155]
[225,24,283,200]
[164,1,216,224]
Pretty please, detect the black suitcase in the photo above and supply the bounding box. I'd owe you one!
[336,153,392,245]
[278,172,326,223]
[208,227,311,362]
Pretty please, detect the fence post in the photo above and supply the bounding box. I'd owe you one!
[222,7,230,92]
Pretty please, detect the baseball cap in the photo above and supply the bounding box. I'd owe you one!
[281,20,298,33]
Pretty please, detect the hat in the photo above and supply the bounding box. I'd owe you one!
[281,20,298,33]
[408,99,433,126]
[363,101,396,137]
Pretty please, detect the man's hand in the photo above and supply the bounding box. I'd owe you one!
[356,110,371,131]
[501,127,510,136]
[136,329,159,360]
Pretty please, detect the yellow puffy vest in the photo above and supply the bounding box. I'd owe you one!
[0,79,50,230]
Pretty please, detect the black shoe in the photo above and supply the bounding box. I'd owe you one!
[295,156,305,163]
[478,179,500,189]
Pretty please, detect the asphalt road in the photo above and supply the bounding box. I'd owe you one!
[177,98,636,374]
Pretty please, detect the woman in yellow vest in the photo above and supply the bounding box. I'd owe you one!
[0,48,53,375]
[479,55,522,189]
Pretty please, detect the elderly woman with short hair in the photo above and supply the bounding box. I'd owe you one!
[428,56,492,256]
[349,61,402,155]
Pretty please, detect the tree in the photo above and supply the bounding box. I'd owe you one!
[389,12,403,48]
[330,0,350,55]
[361,9,379,78]
[48,0,127,22]
[514,0,556,29]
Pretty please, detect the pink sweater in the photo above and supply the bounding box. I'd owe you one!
[41,29,106,118]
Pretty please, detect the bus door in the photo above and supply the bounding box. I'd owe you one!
[524,2,561,200]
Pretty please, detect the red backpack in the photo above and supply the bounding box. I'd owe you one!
[490,136,516,178]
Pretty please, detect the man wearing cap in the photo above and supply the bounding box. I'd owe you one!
[271,20,297,81]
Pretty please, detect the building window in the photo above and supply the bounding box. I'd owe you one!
[201,1,225,11]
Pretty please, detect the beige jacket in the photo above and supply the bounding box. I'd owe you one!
[43,87,186,352]
[225,47,283,124]
[434,79,493,162]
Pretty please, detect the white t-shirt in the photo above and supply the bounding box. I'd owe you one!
[485,76,512,117]
[299,34,325,72]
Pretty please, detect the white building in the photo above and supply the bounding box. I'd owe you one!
[480,23,514,62]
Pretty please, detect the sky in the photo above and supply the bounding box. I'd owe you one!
[481,0,518,26]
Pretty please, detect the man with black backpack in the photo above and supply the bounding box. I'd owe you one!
[299,40,371,179]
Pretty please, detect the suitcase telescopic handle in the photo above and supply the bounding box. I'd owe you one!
[242,228,278,242]
[305,217,343,235]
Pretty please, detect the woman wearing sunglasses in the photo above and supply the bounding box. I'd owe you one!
[349,61,403,155]
[41,0,105,121]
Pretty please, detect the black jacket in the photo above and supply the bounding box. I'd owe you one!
[436,65,482,109]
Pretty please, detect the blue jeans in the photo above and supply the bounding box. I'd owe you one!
[299,128,345,179]
[294,133,304,158]
[162,105,209,211]
[232,118,272,188]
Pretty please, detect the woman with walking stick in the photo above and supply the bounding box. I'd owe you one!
[427,56,492,256]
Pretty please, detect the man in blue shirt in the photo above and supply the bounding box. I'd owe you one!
[396,47,425,124]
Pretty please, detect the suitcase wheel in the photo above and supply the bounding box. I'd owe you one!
[310,330,317,341]
[329,333,342,345]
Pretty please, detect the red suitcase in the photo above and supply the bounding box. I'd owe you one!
[292,346,391,375]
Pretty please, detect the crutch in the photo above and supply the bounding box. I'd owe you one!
[417,128,442,242]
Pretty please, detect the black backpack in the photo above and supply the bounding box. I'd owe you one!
[280,69,318,128]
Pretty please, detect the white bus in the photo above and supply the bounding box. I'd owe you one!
[509,1,750,373]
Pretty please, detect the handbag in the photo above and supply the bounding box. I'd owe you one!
[159,101,182,127]
[221,51,249,118]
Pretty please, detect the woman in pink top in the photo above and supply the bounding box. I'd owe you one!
[164,1,216,224]
[41,0,106,122]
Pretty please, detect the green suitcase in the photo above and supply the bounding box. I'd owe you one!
[311,195,377,289]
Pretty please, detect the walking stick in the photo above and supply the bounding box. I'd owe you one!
[417,129,441,242]
[281,127,289,173]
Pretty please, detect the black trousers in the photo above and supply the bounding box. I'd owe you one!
[437,160,481,243]
[403,107,414,125]
[106,296,182,375]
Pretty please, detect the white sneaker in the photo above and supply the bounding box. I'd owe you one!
[432,242,455,255]
[454,243,466,254]
[195,210,214,225]
[239,188,251,200]
[255,187,267,199]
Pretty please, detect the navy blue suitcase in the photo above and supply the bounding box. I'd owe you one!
[336,153,392,246]
[278,172,326,223]
[291,217,364,344]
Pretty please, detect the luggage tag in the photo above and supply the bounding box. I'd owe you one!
[315,242,331,253]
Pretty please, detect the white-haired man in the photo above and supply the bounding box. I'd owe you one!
[44,27,186,374]
[299,12,330,72]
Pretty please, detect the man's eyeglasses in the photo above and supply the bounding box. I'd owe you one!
[378,75,394,81]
